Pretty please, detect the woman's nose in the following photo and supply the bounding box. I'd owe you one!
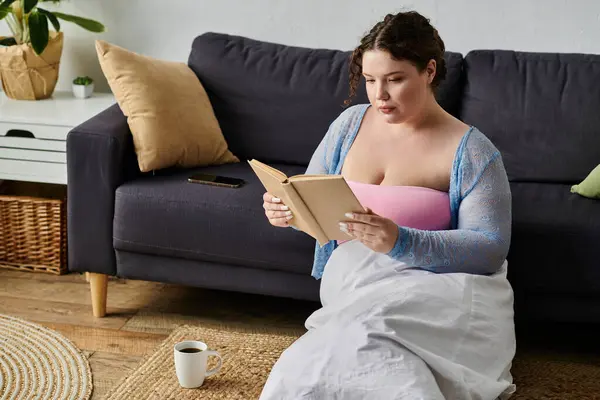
[375,82,389,100]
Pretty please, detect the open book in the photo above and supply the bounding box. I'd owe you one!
[248,159,364,246]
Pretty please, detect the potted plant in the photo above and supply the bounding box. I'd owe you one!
[72,75,93,98]
[0,0,104,100]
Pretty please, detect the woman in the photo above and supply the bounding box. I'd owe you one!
[260,11,516,400]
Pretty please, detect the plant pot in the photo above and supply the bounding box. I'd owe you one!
[72,82,94,99]
[0,32,63,100]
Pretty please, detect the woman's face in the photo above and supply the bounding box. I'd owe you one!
[362,49,435,124]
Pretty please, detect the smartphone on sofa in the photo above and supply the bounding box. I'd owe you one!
[188,173,245,188]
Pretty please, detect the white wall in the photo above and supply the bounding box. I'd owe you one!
[2,0,600,93]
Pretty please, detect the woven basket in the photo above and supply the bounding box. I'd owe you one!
[0,182,67,275]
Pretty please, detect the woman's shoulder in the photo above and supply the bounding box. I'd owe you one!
[461,126,502,161]
[339,103,370,118]
[323,103,370,142]
[330,104,370,128]
[456,126,507,186]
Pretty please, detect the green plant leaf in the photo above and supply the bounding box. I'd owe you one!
[23,0,38,14]
[0,37,17,46]
[0,0,15,20]
[0,5,9,21]
[73,76,93,85]
[0,0,18,7]
[53,12,104,33]
[37,8,59,31]
[28,10,49,54]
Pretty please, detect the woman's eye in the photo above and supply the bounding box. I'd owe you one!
[389,78,402,82]
[366,79,375,83]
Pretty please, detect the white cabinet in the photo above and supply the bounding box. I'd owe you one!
[0,91,116,185]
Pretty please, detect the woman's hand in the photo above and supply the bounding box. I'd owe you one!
[339,207,399,253]
[263,192,293,227]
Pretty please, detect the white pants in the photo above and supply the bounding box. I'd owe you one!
[260,240,517,400]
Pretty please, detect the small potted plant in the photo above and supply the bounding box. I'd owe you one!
[0,0,104,100]
[72,76,94,99]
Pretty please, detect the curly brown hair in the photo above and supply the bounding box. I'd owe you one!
[346,11,447,106]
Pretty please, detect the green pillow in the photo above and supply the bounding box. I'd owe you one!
[571,164,600,199]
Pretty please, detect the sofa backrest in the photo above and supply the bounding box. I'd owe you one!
[460,50,600,183]
[188,32,367,166]
[437,52,464,118]
[188,32,464,166]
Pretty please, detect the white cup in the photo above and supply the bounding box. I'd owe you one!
[174,340,223,388]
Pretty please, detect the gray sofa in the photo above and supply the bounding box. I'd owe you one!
[67,32,600,322]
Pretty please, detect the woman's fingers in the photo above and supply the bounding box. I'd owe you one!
[340,224,377,244]
[263,192,282,204]
[263,192,288,211]
[263,202,289,212]
[262,192,292,227]
[338,208,399,253]
[344,211,383,226]
[267,214,293,226]
[268,209,293,219]
[271,216,292,226]
[340,221,378,236]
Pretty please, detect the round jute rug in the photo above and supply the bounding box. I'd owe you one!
[0,314,92,399]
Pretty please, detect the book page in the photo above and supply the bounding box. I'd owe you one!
[290,176,363,241]
[248,159,288,182]
[282,182,329,245]
[290,174,342,181]
[248,160,329,245]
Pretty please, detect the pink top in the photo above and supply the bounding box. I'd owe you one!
[339,180,451,244]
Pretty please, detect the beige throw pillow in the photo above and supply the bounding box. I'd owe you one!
[95,40,239,172]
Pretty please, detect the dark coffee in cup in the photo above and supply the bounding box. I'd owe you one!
[180,347,203,354]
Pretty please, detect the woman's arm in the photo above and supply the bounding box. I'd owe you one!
[387,152,512,275]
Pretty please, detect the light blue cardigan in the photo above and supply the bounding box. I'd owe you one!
[305,104,512,280]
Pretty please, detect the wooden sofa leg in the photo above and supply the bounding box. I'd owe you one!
[89,273,108,318]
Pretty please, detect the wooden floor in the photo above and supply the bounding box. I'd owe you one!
[0,269,318,399]
[3,268,600,399]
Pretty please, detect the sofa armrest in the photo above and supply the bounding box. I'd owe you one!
[66,103,139,275]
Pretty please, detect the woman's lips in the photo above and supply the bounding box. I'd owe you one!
[378,106,396,114]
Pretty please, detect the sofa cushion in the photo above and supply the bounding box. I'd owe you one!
[113,163,316,275]
[95,40,239,173]
[460,50,600,183]
[571,164,600,199]
[187,32,464,166]
[507,182,600,295]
